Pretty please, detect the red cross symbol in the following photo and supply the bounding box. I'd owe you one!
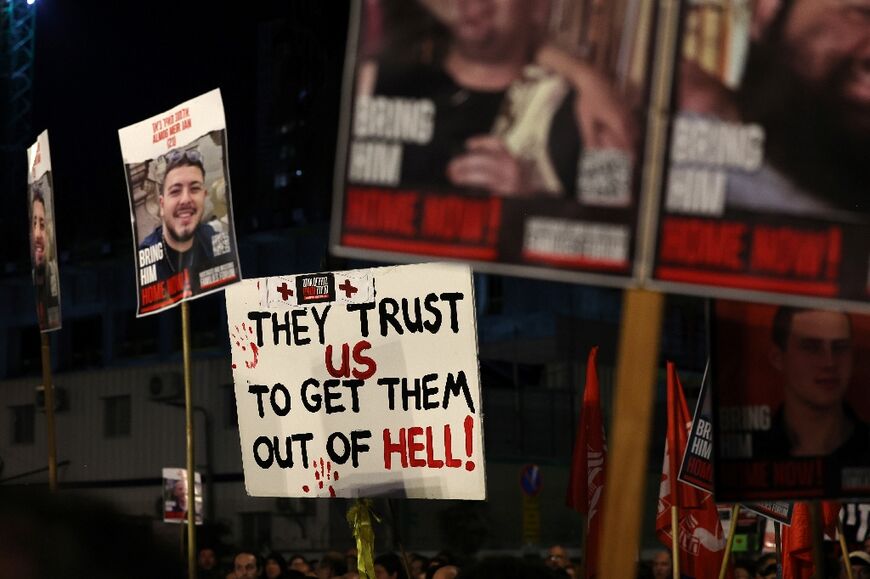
[338,279,358,298]
[277,282,294,301]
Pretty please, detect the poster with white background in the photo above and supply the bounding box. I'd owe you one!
[225,263,485,499]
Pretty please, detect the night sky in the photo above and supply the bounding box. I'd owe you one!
[2,0,349,266]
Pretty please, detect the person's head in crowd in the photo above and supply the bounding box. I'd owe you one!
[770,307,856,454]
[457,556,556,579]
[375,552,409,579]
[288,555,311,575]
[739,0,869,210]
[545,545,569,570]
[733,558,753,579]
[30,187,47,271]
[864,536,870,555]
[234,551,262,579]
[160,147,208,253]
[346,547,359,575]
[316,551,347,579]
[431,565,458,579]
[199,547,218,571]
[755,553,777,579]
[410,553,429,578]
[265,552,288,579]
[0,488,184,579]
[843,551,870,579]
[651,550,672,579]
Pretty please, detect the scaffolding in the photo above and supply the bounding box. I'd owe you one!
[0,0,36,152]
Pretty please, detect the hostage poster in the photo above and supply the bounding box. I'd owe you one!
[652,1,870,307]
[119,89,242,316]
[224,262,486,499]
[27,130,62,332]
[712,300,870,501]
[332,0,657,284]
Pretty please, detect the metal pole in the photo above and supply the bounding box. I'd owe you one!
[40,332,57,491]
[181,301,196,579]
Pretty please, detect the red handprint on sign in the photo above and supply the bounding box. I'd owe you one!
[230,323,259,369]
[302,457,339,497]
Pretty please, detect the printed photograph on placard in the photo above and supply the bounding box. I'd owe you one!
[653,1,870,304]
[712,300,870,501]
[119,89,241,316]
[162,467,203,524]
[27,131,62,332]
[333,0,657,282]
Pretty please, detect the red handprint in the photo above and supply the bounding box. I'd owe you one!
[302,457,339,497]
[230,323,259,369]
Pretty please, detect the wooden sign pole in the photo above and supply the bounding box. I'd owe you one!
[182,301,197,579]
[40,333,58,492]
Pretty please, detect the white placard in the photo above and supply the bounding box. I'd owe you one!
[225,263,486,499]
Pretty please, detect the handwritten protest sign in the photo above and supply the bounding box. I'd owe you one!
[225,263,486,499]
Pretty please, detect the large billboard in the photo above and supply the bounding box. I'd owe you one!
[332,0,657,285]
[652,1,870,308]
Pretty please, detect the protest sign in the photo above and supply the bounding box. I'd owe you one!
[332,1,657,284]
[651,2,870,308]
[225,263,486,499]
[162,467,203,524]
[27,130,62,332]
[119,89,241,316]
[712,300,870,501]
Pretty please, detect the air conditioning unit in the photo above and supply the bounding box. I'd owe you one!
[35,385,68,412]
[148,372,183,402]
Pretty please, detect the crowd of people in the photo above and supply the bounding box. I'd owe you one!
[197,544,585,579]
[193,543,870,579]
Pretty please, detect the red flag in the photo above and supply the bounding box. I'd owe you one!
[567,347,606,579]
[781,501,840,579]
[656,362,727,579]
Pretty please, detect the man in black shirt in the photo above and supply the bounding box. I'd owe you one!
[754,307,869,459]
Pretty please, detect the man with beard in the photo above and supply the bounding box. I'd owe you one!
[30,185,61,330]
[354,0,635,198]
[139,147,219,293]
[678,0,870,219]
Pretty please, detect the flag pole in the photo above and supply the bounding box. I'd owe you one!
[671,504,680,579]
[718,503,740,579]
[837,516,854,579]
[668,362,681,579]
[40,332,58,492]
[809,501,824,579]
[181,301,196,579]
[775,521,782,579]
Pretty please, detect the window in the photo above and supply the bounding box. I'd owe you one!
[10,405,35,444]
[240,512,272,548]
[103,395,131,438]
[70,316,104,369]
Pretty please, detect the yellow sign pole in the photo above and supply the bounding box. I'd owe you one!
[718,504,741,579]
[40,332,58,492]
[181,301,196,579]
[597,289,664,579]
